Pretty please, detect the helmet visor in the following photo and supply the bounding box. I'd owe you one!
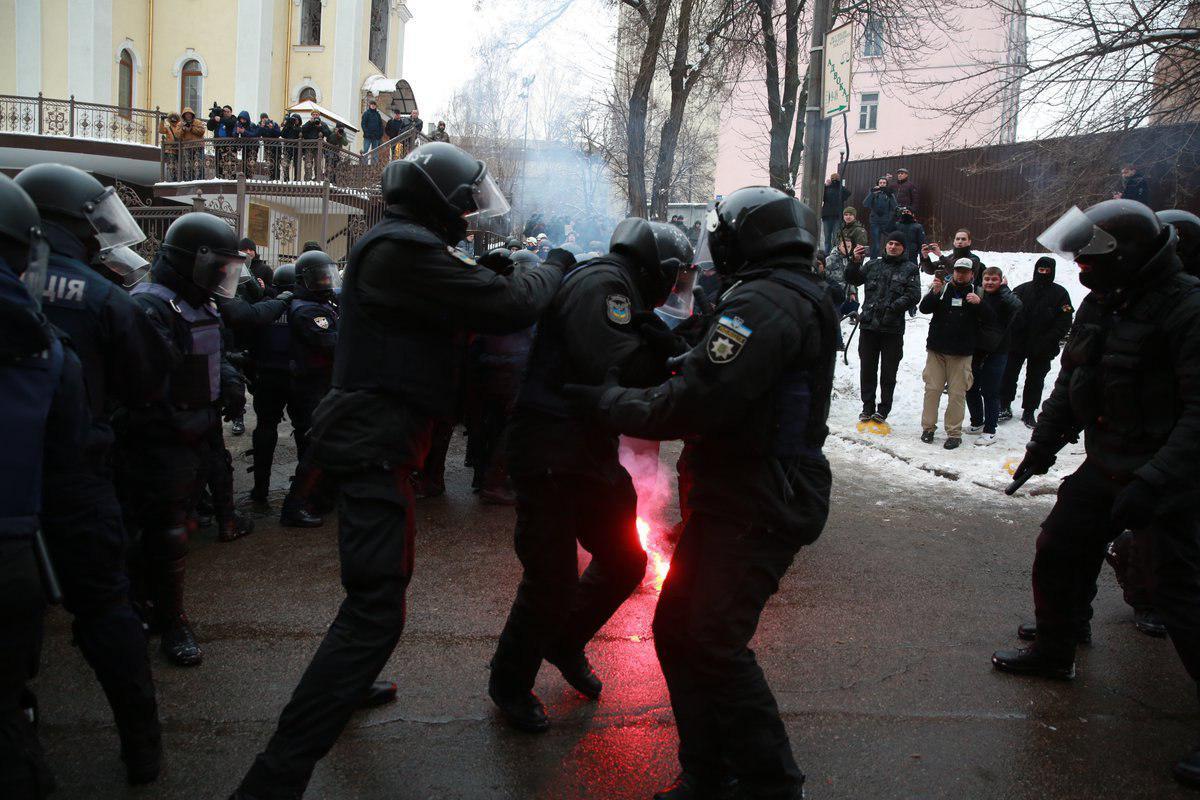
[657,263,698,321]
[97,245,150,287]
[22,233,50,309]
[463,169,511,221]
[301,262,341,293]
[194,247,245,299]
[1037,206,1118,261]
[84,187,147,251]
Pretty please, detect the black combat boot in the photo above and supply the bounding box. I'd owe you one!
[231,416,246,436]
[1016,621,1092,645]
[653,773,740,800]
[155,557,203,667]
[992,640,1075,680]
[357,680,398,710]
[280,465,324,527]
[1134,609,1168,638]
[549,651,602,700]
[218,510,254,543]
[488,665,549,733]
[117,712,162,785]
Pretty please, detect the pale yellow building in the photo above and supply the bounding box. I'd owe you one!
[1,0,413,129]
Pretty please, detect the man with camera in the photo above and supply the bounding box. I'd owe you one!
[919,258,988,449]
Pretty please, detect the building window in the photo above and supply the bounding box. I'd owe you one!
[298,86,317,103]
[863,14,884,57]
[369,0,390,70]
[392,80,418,113]
[300,0,322,46]
[118,49,134,116]
[859,92,879,131]
[180,58,203,113]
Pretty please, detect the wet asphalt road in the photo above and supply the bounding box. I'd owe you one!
[34,421,1200,800]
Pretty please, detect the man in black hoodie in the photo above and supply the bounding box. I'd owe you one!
[1000,256,1074,427]
[845,231,921,428]
[965,266,1021,445]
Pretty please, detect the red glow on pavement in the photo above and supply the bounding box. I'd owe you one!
[636,516,671,591]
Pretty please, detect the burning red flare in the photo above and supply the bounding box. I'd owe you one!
[636,516,671,591]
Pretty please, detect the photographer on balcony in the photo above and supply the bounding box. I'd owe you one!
[300,111,331,181]
[174,107,206,181]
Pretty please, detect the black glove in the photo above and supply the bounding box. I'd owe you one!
[477,250,513,275]
[638,318,689,361]
[1112,478,1159,530]
[561,365,620,415]
[692,286,715,317]
[1012,442,1057,485]
[542,248,578,273]
[275,290,295,304]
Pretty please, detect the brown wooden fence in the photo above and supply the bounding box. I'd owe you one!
[840,123,1200,251]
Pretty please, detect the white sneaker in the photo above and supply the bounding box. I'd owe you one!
[966,424,985,435]
[975,433,997,446]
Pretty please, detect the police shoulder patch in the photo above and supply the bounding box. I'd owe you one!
[1062,303,1073,313]
[448,246,476,267]
[313,316,330,329]
[606,294,632,325]
[708,315,752,363]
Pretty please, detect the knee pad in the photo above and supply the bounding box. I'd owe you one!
[146,526,189,562]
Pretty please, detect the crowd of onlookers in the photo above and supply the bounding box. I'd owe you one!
[159,99,450,182]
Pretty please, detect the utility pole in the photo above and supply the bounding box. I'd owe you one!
[518,75,535,226]
[800,0,835,214]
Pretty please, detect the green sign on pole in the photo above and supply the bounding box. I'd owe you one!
[822,22,853,118]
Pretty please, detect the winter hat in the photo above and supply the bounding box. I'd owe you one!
[239,237,256,251]
[886,231,906,248]
[843,206,857,216]
[952,257,974,272]
[897,167,909,175]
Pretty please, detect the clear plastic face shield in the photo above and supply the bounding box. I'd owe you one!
[655,263,699,328]
[462,169,511,222]
[83,187,147,251]
[96,245,149,287]
[1037,206,1118,262]
[22,229,50,309]
[302,262,341,293]
[194,247,245,299]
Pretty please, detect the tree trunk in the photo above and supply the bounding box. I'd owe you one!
[758,0,805,190]
[649,0,695,220]
[626,0,675,217]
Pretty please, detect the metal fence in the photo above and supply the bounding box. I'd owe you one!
[0,92,163,146]
[114,182,239,263]
[840,123,1200,251]
[161,130,422,188]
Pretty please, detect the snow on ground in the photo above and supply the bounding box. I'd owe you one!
[830,251,1090,502]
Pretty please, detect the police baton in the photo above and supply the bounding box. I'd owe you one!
[33,529,63,605]
[1005,469,1033,497]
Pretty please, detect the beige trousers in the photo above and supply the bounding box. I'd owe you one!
[921,351,975,438]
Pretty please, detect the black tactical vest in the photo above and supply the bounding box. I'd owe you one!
[289,297,338,376]
[132,281,221,407]
[332,217,458,416]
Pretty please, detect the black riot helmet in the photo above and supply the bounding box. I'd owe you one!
[159,212,245,300]
[1158,210,1200,275]
[272,262,297,291]
[705,187,818,276]
[610,217,672,304]
[1038,199,1166,291]
[294,249,341,296]
[647,221,697,306]
[0,174,51,305]
[381,142,510,243]
[14,164,146,261]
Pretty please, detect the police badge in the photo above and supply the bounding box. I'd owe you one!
[606,294,632,325]
[707,315,752,363]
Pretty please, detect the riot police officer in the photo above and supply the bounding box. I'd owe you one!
[992,200,1200,788]
[13,163,167,780]
[278,250,340,527]
[122,212,247,667]
[565,188,838,800]
[248,264,299,507]
[1159,209,1200,275]
[0,173,90,797]
[488,217,692,733]
[233,141,568,800]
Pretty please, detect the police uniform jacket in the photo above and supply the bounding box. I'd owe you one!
[303,211,562,473]
[592,260,838,536]
[1032,232,1200,491]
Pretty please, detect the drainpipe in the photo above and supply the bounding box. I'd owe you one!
[284,2,294,110]
[146,0,154,107]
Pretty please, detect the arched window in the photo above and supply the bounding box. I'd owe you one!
[298,86,317,102]
[118,49,134,116]
[300,0,322,46]
[180,58,203,112]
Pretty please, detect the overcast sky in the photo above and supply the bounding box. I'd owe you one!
[403,0,618,123]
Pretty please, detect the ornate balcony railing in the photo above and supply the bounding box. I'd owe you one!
[159,128,424,189]
[0,92,163,146]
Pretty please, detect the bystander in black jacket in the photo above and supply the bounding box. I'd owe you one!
[976,284,1022,354]
[919,278,991,356]
[1010,259,1074,360]
[845,252,921,334]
